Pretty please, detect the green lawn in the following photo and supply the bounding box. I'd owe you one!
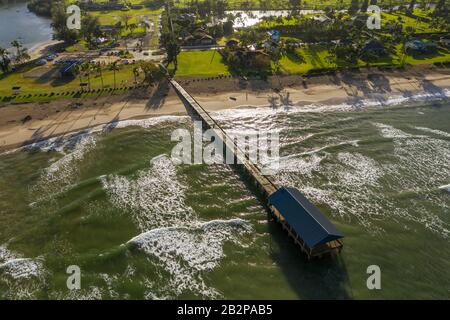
[279,44,450,75]
[65,40,89,53]
[171,51,230,77]
[89,8,162,38]
[0,63,139,101]
[399,45,450,65]
[90,8,161,25]
[381,11,439,33]
[279,45,336,74]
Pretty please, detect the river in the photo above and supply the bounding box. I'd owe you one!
[0,0,52,50]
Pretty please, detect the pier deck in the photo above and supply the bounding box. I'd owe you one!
[169,78,343,259]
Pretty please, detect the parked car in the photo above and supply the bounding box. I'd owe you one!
[35,59,47,66]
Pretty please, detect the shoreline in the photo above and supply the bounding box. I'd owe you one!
[0,66,449,153]
[27,39,62,60]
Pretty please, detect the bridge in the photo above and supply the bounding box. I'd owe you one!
[169,78,344,259]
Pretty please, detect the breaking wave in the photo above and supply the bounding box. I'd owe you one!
[101,155,195,231]
[102,155,252,298]
[211,88,450,123]
[127,219,251,299]
[0,245,46,299]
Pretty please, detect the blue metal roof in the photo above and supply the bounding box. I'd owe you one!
[268,187,344,248]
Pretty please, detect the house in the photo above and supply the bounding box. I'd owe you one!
[312,15,331,23]
[99,25,117,33]
[361,39,387,56]
[233,48,271,68]
[267,30,280,42]
[83,3,127,11]
[176,13,196,24]
[225,39,239,48]
[182,33,216,46]
[268,187,344,258]
[440,37,450,48]
[91,37,108,46]
[405,39,438,54]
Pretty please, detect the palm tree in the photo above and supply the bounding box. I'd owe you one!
[11,40,21,58]
[0,47,11,73]
[10,40,29,63]
[81,62,92,91]
[109,62,119,89]
[95,63,104,89]
[128,23,137,37]
[121,14,132,50]
[74,64,84,87]
[132,66,140,84]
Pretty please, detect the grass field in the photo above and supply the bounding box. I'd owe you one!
[171,50,231,77]
[172,44,450,77]
[0,63,139,100]
[279,45,336,74]
[381,10,440,33]
[90,8,162,37]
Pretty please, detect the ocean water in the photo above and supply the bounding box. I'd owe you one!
[0,98,449,299]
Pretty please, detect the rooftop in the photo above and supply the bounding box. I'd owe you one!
[268,187,344,249]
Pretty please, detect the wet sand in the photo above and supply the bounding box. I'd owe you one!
[0,65,449,153]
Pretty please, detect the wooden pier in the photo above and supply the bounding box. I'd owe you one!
[170,79,278,198]
[170,78,344,259]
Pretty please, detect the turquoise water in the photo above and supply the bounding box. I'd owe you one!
[0,99,449,299]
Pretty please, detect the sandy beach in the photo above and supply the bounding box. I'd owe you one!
[27,39,63,60]
[0,65,449,153]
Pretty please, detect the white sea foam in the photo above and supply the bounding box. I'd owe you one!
[414,126,450,138]
[44,134,96,181]
[52,286,104,300]
[277,153,325,175]
[0,245,46,299]
[26,115,189,206]
[102,153,253,298]
[128,219,251,299]
[101,155,195,231]
[28,132,97,205]
[364,123,450,236]
[275,122,450,238]
[0,258,43,279]
[1,115,188,156]
[211,88,450,122]
[0,245,43,279]
[337,152,383,187]
[0,245,17,264]
[107,115,189,130]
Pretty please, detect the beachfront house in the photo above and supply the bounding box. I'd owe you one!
[440,37,450,48]
[405,39,438,54]
[361,39,387,57]
[182,33,216,46]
